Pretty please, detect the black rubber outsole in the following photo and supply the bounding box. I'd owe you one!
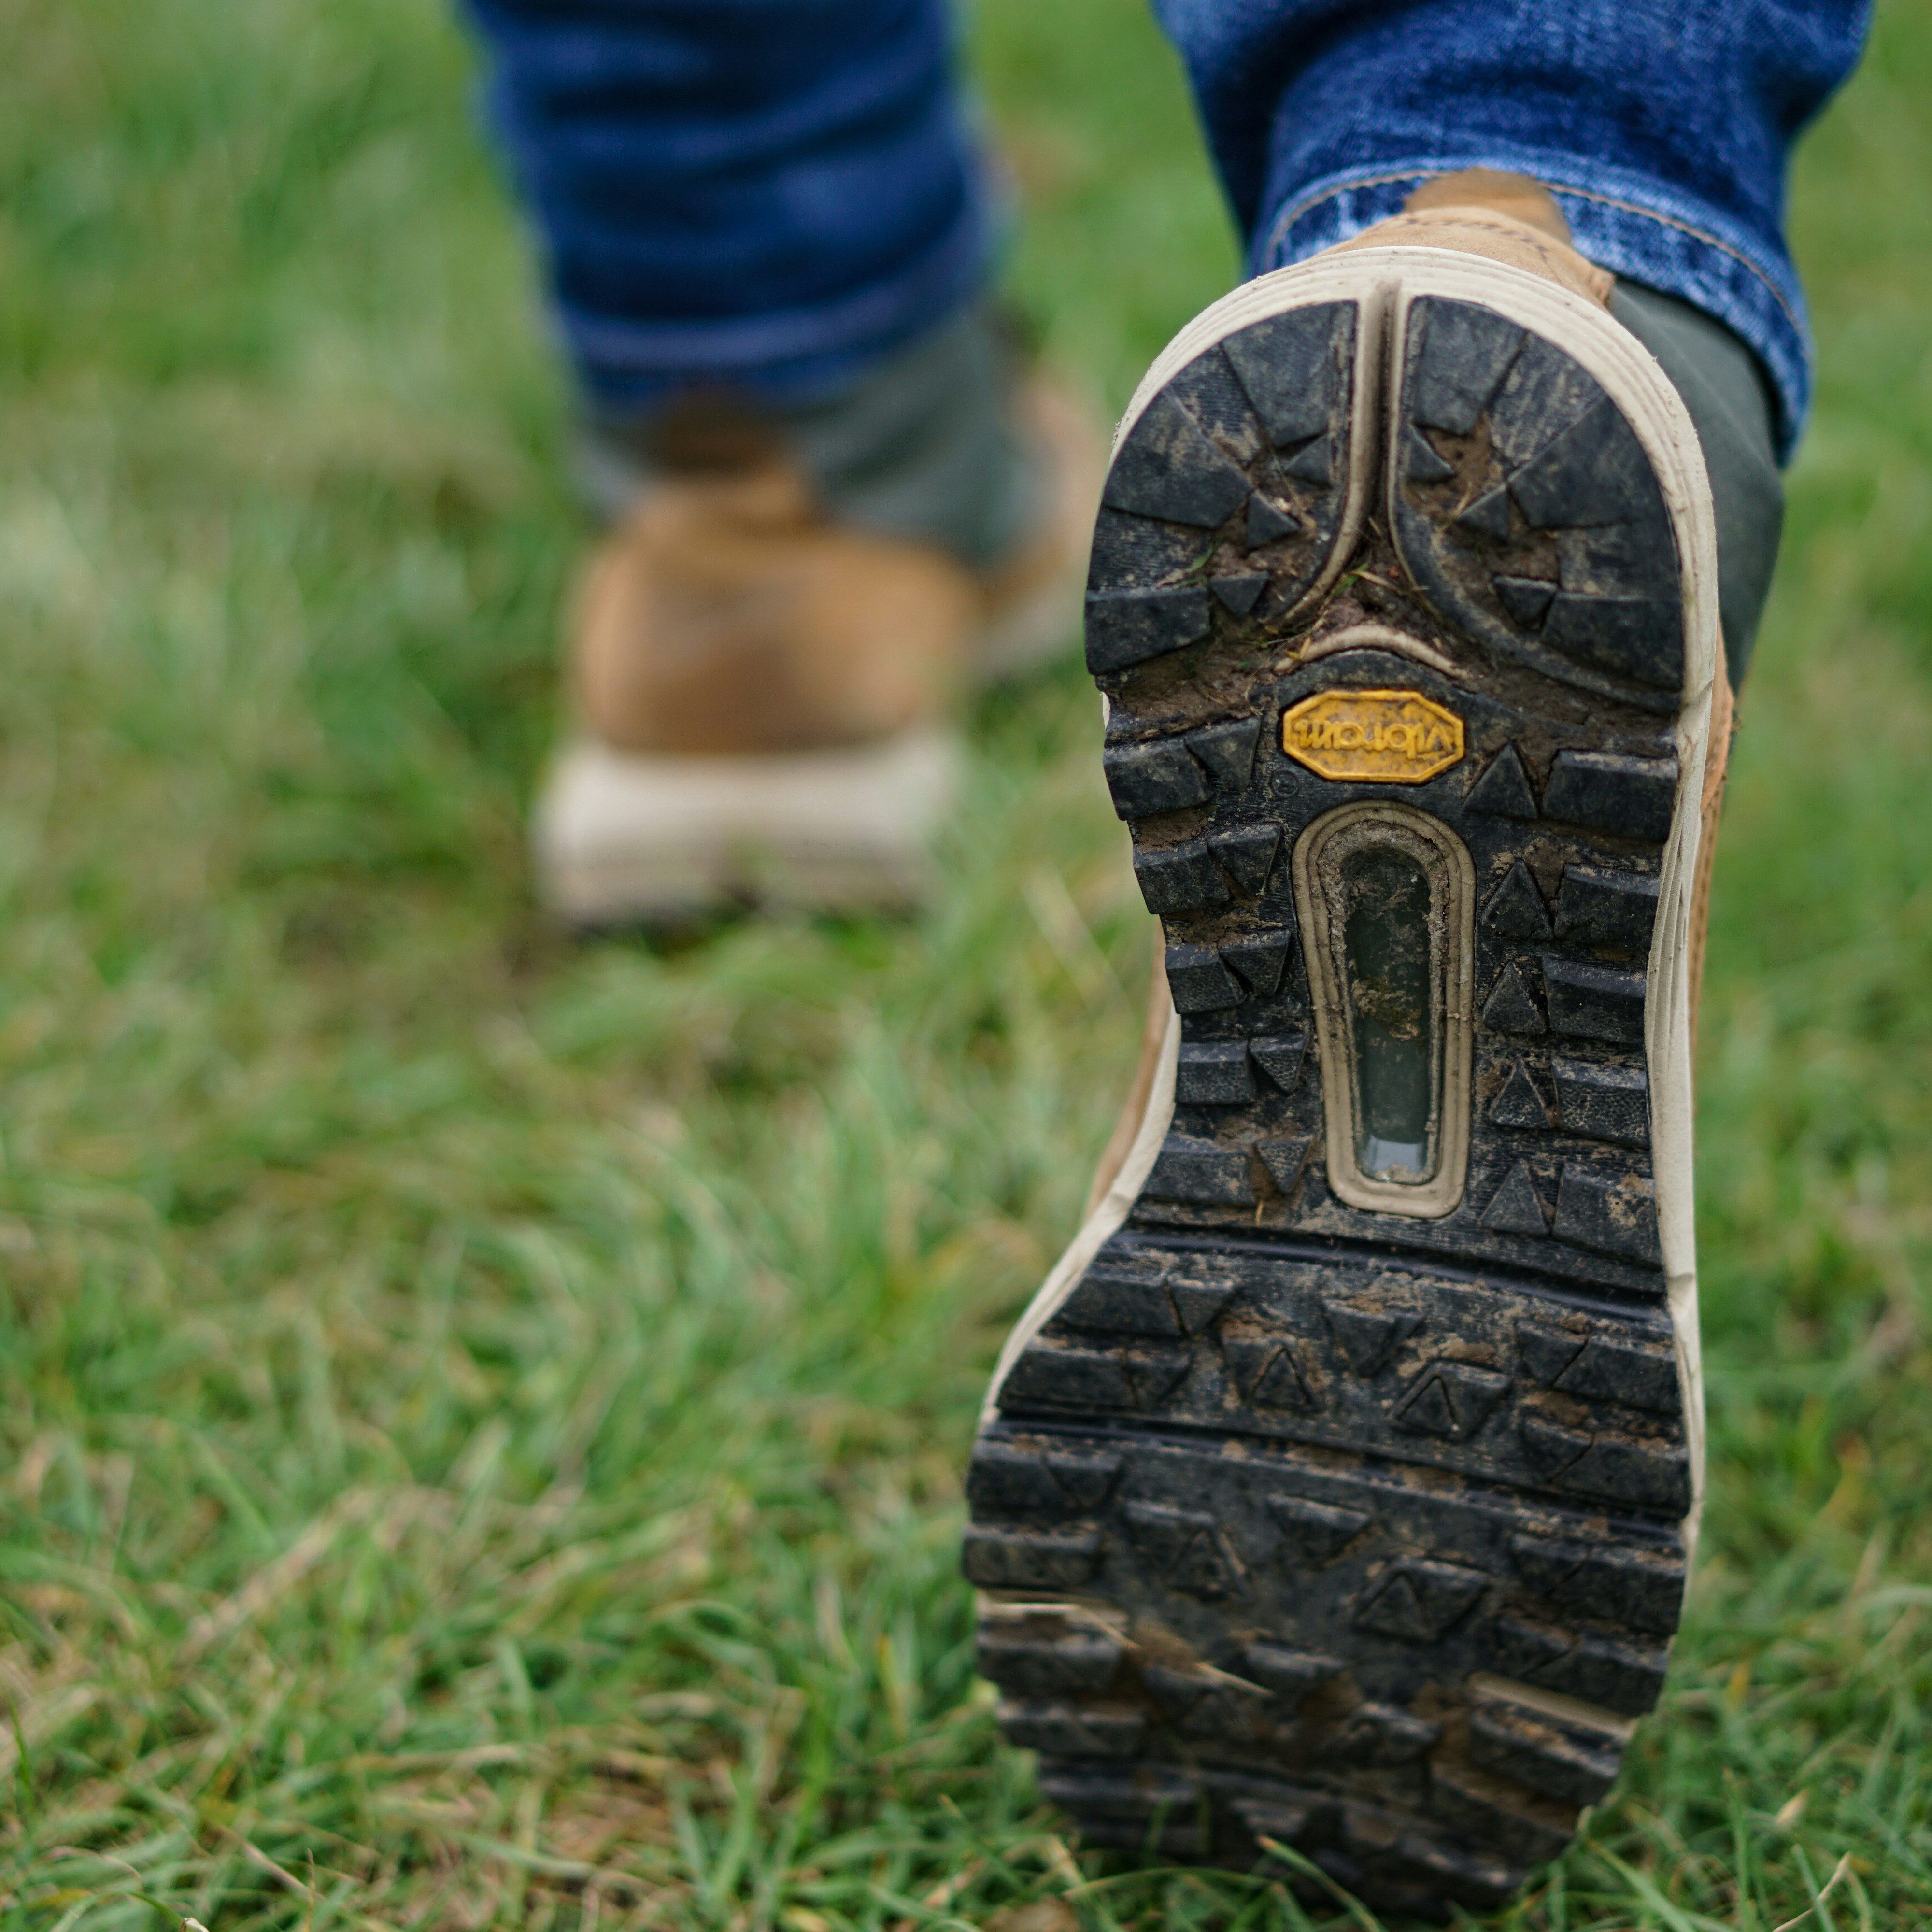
[966,277,1700,1918]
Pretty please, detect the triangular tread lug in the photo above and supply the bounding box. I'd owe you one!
[1483,1161,1552,1236]
[1489,1060,1552,1130]
[1465,744,1541,818]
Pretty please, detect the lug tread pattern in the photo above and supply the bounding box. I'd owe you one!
[1085,306,1357,679]
[991,1237,1684,1502]
[968,1419,1677,1913]
[1389,296,1684,710]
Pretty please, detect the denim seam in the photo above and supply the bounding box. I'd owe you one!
[1535,186,1798,340]
[1257,164,1433,260]
[1259,168,1801,344]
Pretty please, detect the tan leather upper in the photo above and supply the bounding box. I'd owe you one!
[1404,167,1572,239]
[572,380,1098,757]
[575,461,976,755]
[1334,169,1614,309]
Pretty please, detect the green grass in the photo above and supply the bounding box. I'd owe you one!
[0,0,1929,1925]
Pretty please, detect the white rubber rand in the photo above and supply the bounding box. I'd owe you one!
[991,245,1721,1546]
[533,727,961,923]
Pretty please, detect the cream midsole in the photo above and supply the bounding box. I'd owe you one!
[533,726,960,916]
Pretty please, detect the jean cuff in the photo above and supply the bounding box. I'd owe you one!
[1255,154,1808,462]
[555,187,996,413]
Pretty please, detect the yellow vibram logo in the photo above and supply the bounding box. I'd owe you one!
[1280,689,1465,783]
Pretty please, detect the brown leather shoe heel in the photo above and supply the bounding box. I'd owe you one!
[534,374,1102,923]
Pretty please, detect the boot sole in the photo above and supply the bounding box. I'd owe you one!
[965,249,1722,1917]
[532,728,958,924]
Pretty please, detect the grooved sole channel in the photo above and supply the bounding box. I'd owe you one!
[967,259,1711,1917]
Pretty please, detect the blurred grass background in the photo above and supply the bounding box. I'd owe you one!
[0,0,1929,1926]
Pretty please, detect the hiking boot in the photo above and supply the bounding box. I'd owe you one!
[532,357,1100,925]
[964,176,1743,1915]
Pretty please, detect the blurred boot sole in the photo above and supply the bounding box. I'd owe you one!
[533,727,960,925]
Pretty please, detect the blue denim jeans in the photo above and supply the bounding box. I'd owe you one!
[462,0,1867,458]
[462,0,993,411]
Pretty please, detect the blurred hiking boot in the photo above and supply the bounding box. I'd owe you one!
[532,309,1101,923]
[963,173,1777,1916]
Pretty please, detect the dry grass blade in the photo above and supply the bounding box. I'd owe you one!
[0,1685,105,1780]
[179,1489,385,1663]
[1769,1853,1856,1932]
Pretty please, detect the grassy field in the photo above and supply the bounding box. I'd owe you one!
[2,0,1930,1925]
